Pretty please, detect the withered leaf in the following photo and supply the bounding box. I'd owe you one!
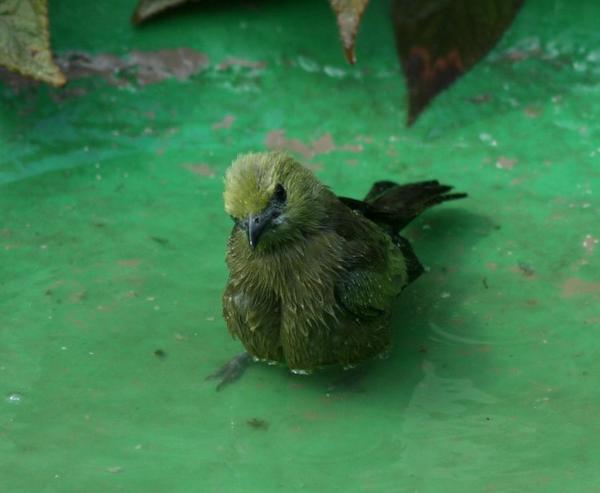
[329,0,369,64]
[132,0,192,24]
[0,0,66,86]
[393,0,524,125]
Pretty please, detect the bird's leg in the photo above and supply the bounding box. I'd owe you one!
[205,352,252,391]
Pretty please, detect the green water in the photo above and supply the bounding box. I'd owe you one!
[1,1,599,491]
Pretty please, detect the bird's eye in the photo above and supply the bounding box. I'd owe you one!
[274,183,287,203]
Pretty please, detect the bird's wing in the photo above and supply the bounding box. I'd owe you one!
[333,210,409,318]
[335,267,399,318]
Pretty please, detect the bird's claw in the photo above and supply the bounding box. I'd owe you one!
[206,352,251,391]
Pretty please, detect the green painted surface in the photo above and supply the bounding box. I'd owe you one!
[1,1,599,491]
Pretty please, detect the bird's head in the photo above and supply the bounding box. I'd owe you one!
[224,152,331,250]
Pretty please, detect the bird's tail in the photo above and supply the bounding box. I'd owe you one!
[340,180,466,234]
[365,180,467,233]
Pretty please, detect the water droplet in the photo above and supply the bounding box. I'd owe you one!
[6,392,22,404]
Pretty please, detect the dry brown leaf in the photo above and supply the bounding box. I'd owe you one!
[0,0,65,86]
[329,0,369,64]
[393,0,524,125]
[132,0,192,24]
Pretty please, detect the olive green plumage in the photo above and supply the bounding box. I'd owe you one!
[222,152,465,372]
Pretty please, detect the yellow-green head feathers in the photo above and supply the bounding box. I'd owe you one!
[224,152,294,218]
[223,152,335,249]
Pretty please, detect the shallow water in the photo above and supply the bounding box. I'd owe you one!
[1,1,599,491]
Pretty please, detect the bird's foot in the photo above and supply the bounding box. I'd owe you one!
[206,352,252,391]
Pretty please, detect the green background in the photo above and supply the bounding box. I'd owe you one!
[1,0,599,491]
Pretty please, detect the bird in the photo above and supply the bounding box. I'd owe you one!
[207,151,466,389]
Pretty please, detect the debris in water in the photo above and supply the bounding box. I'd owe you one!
[266,130,335,160]
[56,49,208,87]
[150,236,169,246]
[517,262,535,277]
[247,418,269,430]
[184,163,216,177]
[212,115,236,130]
[496,156,518,170]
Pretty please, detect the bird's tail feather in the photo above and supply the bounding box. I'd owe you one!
[363,180,467,233]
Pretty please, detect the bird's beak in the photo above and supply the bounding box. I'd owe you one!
[247,211,271,249]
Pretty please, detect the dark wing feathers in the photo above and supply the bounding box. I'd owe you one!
[394,235,425,283]
[339,179,466,234]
